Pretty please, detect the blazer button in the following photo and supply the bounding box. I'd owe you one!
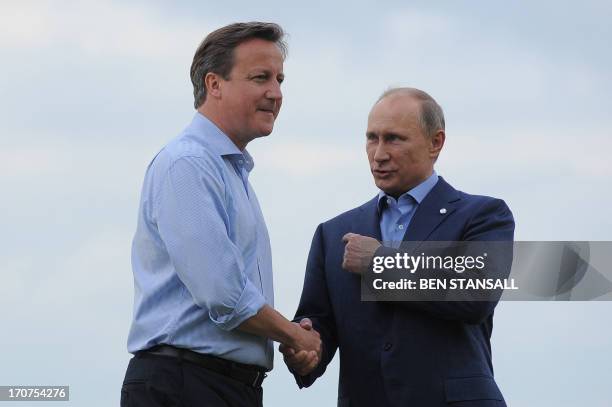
[383,342,393,351]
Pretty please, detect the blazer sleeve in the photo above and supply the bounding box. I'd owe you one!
[377,198,515,324]
[291,223,339,388]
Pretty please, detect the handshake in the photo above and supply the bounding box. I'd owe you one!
[279,318,321,376]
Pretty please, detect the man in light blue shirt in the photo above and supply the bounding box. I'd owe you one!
[122,22,320,407]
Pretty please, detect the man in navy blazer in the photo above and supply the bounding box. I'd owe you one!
[280,88,514,406]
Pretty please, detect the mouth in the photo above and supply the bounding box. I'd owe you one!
[372,169,395,179]
[257,108,276,117]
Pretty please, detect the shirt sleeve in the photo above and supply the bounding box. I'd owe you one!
[155,155,266,331]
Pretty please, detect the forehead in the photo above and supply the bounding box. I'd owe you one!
[367,95,421,132]
[232,38,284,72]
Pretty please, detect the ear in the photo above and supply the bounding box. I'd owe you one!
[429,130,446,160]
[204,72,223,99]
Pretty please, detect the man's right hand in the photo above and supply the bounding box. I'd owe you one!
[279,318,321,376]
[237,305,321,375]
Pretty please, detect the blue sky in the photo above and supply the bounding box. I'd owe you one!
[1,1,611,406]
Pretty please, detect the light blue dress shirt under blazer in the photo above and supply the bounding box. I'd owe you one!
[128,112,274,369]
[378,171,439,247]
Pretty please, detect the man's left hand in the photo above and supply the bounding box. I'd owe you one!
[342,233,381,274]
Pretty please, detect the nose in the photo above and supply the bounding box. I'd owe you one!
[373,142,389,163]
[265,81,282,101]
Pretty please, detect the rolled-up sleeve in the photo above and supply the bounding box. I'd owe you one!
[155,156,266,331]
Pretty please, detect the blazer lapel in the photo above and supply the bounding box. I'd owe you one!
[352,197,382,241]
[402,177,461,242]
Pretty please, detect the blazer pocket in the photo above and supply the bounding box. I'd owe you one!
[444,376,503,402]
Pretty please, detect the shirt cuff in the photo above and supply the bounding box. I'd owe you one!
[209,280,266,331]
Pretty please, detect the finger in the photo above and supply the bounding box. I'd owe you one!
[306,358,318,373]
[279,344,295,356]
[291,350,309,364]
[343,259,353,272]
[343,255,354,272]
[307,327,320,339]
[343,250,351,267]
[305,351,319,373]
[299,318,313,330]
[286,350,309,369]
[342,233,354,243]
[295,353,317,375]
[310,354,320,368]
[297,352,317,369]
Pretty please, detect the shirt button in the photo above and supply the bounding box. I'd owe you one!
[238,160,244,164]
[383,342,393,351]
[398,224,404,229]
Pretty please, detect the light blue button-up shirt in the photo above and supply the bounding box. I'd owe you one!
[378,171,439,247]
[128,112,274,369]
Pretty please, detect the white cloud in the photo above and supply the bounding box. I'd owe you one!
[252,139,363,176]
[442,127,612,178]
[0,1,54,47]
[0,146,72,178]
[1,225,133,323]
[0,0,208,59]
[384,9,453,40]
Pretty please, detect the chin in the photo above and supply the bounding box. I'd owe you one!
[374,180,391,192]
[257,125,274,137]
[378,184,403,197]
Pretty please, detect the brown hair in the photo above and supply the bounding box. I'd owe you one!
[190,22,287,109]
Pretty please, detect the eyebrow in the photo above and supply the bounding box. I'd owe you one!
[383,132,402,138]
[366,131,404,139]
[248,68,284,77]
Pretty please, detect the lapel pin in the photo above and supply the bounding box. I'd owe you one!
[439,208,447,214]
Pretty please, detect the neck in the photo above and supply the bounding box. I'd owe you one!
[197,105,247,150]
[385,170,434,199]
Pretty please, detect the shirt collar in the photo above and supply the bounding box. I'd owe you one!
[189,112,255,172]
[377,171,439,213]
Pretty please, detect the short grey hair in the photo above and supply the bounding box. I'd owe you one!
[190,22,287,109]
[378,87,445,138]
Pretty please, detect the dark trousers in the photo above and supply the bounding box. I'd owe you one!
[121,353,264,407]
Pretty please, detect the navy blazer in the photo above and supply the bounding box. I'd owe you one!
[293,177,515,407]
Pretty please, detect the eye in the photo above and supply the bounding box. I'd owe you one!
[386,133,405,142]
[252,74,268,82]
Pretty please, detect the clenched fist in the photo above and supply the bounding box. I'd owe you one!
[342,233,381,274]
